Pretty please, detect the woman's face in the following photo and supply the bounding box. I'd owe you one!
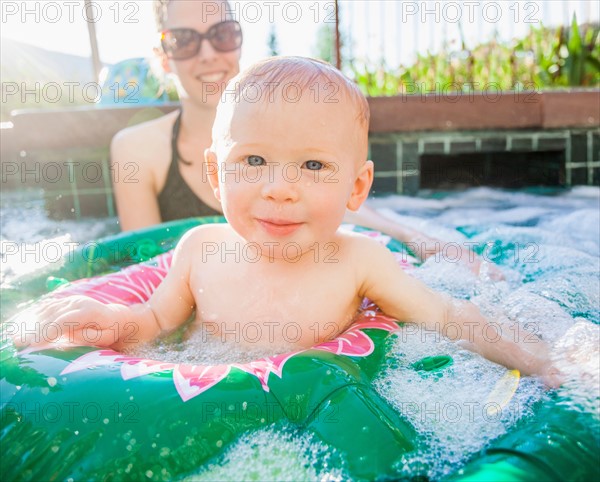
[162,0,241,109]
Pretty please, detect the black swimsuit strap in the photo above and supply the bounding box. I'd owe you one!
[171,110,192,166]
[159,110,221,221]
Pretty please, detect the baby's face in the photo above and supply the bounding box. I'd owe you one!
[208,89,372,258]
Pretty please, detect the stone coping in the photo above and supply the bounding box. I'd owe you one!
[1,90,598,154]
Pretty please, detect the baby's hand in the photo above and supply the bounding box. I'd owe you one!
[8,295,123,349]
[516,338,564,389]
[539,364,564,389]
[473,258,505,281]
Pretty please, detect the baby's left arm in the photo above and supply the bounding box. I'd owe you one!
[356,237,560,386]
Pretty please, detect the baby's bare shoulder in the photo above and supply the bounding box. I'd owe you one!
[179,223,232,246]
[337,229,393,257]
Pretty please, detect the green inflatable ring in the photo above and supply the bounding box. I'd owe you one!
[1,218,598,481]
[1,219,426,481]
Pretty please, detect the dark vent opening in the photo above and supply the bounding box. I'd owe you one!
[420,151,565,189]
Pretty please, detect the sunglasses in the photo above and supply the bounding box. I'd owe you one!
[160,20,242,60]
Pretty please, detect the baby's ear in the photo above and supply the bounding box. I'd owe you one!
[204,149,221,201]
[347,160,374,211]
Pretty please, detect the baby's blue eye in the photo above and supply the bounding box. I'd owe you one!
[303,160,323,170]
[247,155,265,166]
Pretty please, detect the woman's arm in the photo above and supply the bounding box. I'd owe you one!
[346,203,502,279]
[110,129,163,231]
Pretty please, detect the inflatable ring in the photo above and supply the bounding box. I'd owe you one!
[1,222,427,481]
[2,219,597,481]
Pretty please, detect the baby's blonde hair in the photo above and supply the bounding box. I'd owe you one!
[213,57,370,161]
[225,56,369,128]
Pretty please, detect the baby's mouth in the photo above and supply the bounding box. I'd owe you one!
[257,219,304,237]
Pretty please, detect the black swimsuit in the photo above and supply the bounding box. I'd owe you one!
[157,111,221,222]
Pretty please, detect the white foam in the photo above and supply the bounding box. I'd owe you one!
[553,320,600,419]
[130,325,297,365]
[184,424,346,482]
[374,325,544,480]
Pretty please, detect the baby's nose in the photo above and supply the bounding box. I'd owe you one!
[261,168,300,203]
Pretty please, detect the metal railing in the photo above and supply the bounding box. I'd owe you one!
[337,0,598,67]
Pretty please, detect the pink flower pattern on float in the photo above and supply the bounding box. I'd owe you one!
[59,313,400,402]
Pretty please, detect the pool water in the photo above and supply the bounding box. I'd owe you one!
[0,189,120,284]
[1,187,598,480]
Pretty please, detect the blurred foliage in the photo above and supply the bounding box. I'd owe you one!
[350,16,600,96]
[314,23,337,65]
[313,23,353,69]
[268,25,280,57]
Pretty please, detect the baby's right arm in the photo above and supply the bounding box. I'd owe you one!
[12,229,200,350]
[355,236,560,386]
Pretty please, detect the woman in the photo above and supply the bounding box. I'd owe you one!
[111,0,492,274]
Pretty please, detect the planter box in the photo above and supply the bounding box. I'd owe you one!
[367,89,599,133]
[541,90,600,128]
[2,90,598,153]
[1,91,598,217]
[4,103,180,153]
[368,92,543,132]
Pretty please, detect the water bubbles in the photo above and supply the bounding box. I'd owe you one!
[374,324,544,480]
[553,320,600,418]
[130,325,296,365]
[184,425,346,481]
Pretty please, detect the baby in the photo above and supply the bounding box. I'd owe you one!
[15,57,558,385]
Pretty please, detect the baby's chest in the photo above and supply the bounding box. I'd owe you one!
[190,265,360,346]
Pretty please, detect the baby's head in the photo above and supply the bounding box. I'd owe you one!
[212,56,370,163]
[206,56,374,258]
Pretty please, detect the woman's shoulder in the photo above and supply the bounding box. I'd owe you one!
[111,110,179,160]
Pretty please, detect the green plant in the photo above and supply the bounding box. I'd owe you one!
[350,18,600,96]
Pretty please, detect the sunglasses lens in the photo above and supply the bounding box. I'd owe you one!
[162,30,200,60]
[210,21,242,51]
[162,22,242,60]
